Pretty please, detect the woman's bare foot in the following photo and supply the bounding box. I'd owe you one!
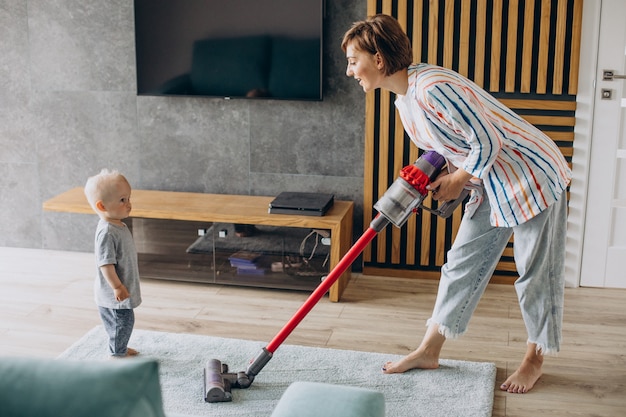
[382,349,439,373]
[382,324,445,374]
[500,344,543,393]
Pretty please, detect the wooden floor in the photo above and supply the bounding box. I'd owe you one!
[1,247,625,416]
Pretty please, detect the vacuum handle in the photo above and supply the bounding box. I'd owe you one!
[420,188,470,218]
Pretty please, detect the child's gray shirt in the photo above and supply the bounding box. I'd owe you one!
[94,219,142,309]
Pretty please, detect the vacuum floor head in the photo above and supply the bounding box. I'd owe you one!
[204,359,256,403]
[204,348,274,403]
[204,359,233,402]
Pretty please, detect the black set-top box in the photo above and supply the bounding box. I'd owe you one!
[268,192,334,216]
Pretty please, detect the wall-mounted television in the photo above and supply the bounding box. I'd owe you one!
[133,0,324,101]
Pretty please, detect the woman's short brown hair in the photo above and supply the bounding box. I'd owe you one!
[341,14,413,76]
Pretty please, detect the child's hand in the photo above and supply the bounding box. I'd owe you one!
[114,284,130,302]
[99,265,130,302]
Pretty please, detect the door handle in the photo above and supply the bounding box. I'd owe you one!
[603,70,626,81]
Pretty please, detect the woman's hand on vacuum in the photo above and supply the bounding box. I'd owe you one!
[427,169,472,202]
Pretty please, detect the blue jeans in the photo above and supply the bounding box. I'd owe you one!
[98,307,135,356]
[428,191,567,354]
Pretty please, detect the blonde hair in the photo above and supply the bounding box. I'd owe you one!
[341,14,413,76]
[84,169,128,212]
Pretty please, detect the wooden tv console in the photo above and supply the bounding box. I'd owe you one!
[43,188,354,302]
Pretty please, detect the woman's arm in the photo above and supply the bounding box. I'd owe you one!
[423,78,502,179]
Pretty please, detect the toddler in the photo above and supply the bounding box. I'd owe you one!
[84,169,142,358]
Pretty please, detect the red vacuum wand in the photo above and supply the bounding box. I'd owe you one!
[266,226,379,353]
[204,151,469,402]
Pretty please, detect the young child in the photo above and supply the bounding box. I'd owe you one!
[84,169,142,358]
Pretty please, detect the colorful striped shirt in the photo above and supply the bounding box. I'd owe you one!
[395,64,572,227]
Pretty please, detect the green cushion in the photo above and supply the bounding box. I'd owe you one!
[270,381,385,417]
[0,357,166,417]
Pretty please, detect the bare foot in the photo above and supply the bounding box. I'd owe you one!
[109,347,140,359]
[383,324,446,374]
[382,349,439,374]
[500,345,543,393]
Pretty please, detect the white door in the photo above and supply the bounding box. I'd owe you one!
[580,0,626,288]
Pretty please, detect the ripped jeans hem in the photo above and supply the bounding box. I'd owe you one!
[426,319,561,356]
[528,340,560,356]
[426,318,466,340]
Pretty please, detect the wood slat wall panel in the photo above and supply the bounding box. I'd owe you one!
[536,0,551,93]
[505,0,520,92]
[490,0,504,91]
[521,0,536,93]
[474,0,487,87]
[568,0,583,95]
[428,1,439,63]
[498,99,576,110]
[377,90,392,264]
[363,91,376,263]
[552,0,568,95]
[458,1,471,77]
[363,0,582,283]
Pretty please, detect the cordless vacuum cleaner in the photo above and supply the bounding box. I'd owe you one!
[204,151,470,403]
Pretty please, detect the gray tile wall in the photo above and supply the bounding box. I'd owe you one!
[0,0,367,252]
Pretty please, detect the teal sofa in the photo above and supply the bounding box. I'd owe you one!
[0,357,384,417]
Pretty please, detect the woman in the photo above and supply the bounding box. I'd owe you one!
[342,14,571,394]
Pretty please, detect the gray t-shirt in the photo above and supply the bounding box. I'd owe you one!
[94,219,142,309]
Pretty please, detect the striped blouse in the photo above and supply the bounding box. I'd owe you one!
[395,64,572,227]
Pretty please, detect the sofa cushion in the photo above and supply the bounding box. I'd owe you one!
[190,35,271,97]
[0,357,166,417]
[270,381,385,417]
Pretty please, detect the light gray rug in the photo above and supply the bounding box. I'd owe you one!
[59,326,495,417]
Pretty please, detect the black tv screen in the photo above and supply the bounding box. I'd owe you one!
[133,0,324,101]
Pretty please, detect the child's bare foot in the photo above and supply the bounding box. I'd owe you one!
[500,345,543,393]
[382,349,439,374]
[108,347,139,359]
